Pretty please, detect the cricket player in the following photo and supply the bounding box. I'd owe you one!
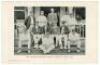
[25,10,34,31]
[49,24,60,34]
[68,29,81,52]
[48,8,58,26]
[32,25,39,34]
[36,11,47,34]
[56,27,68,49]
[39,34,55,54]
[16,23,32,53]
[60,12,77,32]
[33,34,42,49]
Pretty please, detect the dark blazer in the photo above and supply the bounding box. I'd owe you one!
[25,16,34,29]
[32,27,39,34]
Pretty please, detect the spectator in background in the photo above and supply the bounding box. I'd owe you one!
[76,14,85,24]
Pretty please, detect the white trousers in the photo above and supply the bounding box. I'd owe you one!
[59,40,67,49]
[33,35,41,49]
[18,32,31,52]
[67,40,81,50]
[39,37,55,53]
[39,44,55,53]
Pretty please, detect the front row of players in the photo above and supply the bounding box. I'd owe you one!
[33,30,81,54]
[16,24,81,54]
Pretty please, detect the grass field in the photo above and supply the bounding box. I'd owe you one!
[14,44,85,55]
[14,38,85,55]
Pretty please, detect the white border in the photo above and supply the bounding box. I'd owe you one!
[0,0,100,65]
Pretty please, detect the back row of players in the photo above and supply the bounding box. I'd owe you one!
[24,8,85,35]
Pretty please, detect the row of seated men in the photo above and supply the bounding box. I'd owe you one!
[32,30,81,54]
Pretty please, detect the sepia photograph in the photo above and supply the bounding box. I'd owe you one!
[14,6,86,55]
[2,1,98,64]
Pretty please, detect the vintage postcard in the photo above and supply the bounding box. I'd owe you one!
[2,1,98,64]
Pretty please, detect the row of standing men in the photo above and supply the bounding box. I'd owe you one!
[24,8,81,34]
